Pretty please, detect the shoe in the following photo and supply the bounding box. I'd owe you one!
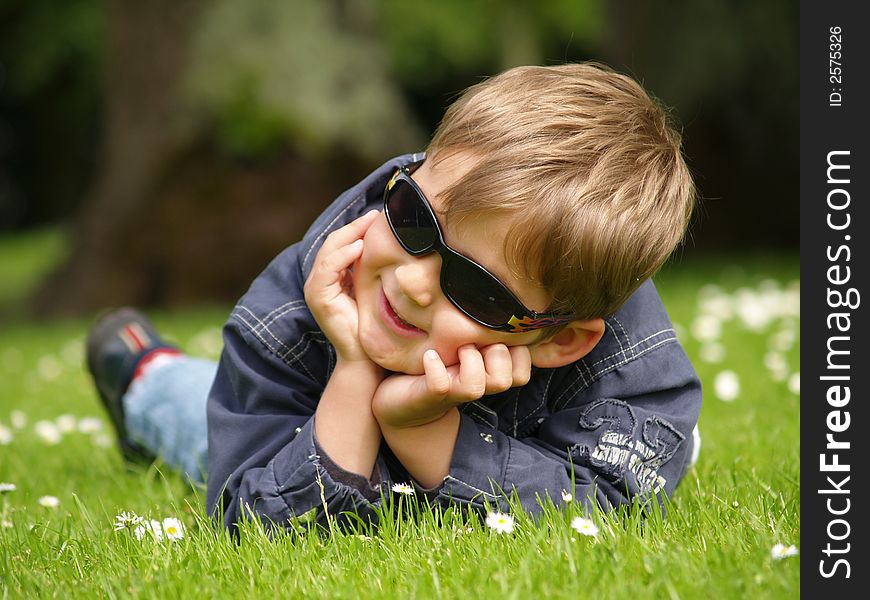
[86,308,176,463]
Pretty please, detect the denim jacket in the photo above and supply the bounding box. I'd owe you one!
[206,154,702,531]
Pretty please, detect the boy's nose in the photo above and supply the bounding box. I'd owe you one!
[394,254,442,308]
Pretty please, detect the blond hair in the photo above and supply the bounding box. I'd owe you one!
[427,62,695,321]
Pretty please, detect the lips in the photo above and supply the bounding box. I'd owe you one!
[379,287,425,337]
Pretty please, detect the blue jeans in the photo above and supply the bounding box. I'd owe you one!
[123,356,216,483]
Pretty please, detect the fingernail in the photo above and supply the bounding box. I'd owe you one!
[366,209,380,218]
[424,349,438,361]
[352,239,364,249]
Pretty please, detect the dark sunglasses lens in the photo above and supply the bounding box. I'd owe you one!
[387,179,437,253]
[443,258,520,327]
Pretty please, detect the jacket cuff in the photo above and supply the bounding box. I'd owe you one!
[434,413,509,510]
[256,419,386,529]
[313,426,386,503]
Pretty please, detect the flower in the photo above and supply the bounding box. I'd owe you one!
[570,516,599,538]
[37,355,63,381]
[699,342,725,364]
[690,315,722,342]
[10,410,27,429]
[77,417,104,434]
[55,414,77,433]
[38,495,60,508]
[0,482,16,493]
[561,489,573,503]
[134,520,165,542]
[788,372,800,395]
[713,370,740,402]
[34,420,62,445]
[114,511,144,531]
[485,511,515,534]
[771,543,799,560]
[391,482,415,496]
[162,517,185,541]
[92,433,113,448]
[0,425,12,445]
[1,520,12,528]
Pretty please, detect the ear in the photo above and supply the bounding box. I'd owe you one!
[528,318,605,369]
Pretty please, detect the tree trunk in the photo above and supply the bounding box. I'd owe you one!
[33,0,205,315]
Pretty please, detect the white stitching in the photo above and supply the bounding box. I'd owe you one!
[444,476,498,499]
[555,337,678,410]
[586,329,674,371]
[261,300,308,329]
[301,196,365,271]
[515,370,554,429]
[234,302,307,335]
[606,319,628,363]
[612,317,634,359]
[231,312,318,381]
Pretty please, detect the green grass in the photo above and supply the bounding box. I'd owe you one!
[0,236,800,598]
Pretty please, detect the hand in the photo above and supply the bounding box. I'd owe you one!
[303,210,380,364]
[372,343,532,428]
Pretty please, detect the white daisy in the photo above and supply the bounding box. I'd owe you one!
[788,372,800,395]
[135,520,165,541]
[61,339,84,365]
[561,489,573,503]
[34,420,62,445]
[77,417,104,434]
[570,516,599,538]
[0,424,12,445]
[690,315,722,342]
[37,355,63,381]
[161,517,185,541]
[0,482,16,493]
[56,414,77,433]
[699,342,726,364]
[391,482,415,496]
[1,520,12,528]
[38,495,60,509]
[10,410,27,429]
[114,511,144,531]
[770,543,799,560]
[484,511,515,534]
[91,433,113,448]
[714,370,740,402]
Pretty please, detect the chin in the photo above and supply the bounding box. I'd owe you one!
[359,332,424,375]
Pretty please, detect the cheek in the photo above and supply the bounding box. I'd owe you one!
[360,217,401,270]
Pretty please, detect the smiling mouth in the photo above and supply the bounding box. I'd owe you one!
[380,288,425,336]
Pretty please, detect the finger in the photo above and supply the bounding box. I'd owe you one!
[508,345,532,387]
[319,238,364,280]
[455,344,486,400]
[320,210,380,252]
[480,344,513,394]
[307,239,364,297]
[423,349,450,397]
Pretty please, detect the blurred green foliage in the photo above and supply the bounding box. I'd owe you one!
[0,0,104,228]
[186,0,423,159]
[0,0,102,105]
[1,0,798,252]
[380,0,603,82]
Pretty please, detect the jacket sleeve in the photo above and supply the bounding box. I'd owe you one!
[430,332,702,515]
[205,319,386,532]
[204,232,390,532]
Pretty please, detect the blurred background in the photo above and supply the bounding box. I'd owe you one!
[0,0,797,319]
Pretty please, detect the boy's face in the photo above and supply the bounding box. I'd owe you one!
[353,152,550,375]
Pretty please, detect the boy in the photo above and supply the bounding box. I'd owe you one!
[87,62,701,531]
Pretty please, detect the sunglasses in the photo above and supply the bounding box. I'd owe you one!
[383,164,578,333]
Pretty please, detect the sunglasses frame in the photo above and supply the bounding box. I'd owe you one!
[383,164,579,333]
